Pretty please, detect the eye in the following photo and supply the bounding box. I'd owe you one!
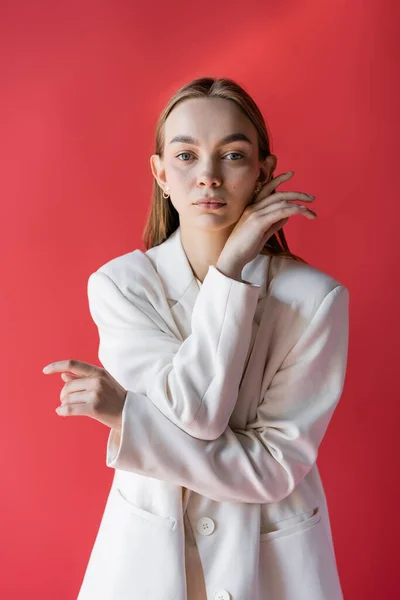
[176,151,245,162]
[225,152,244,160]
[176,152,193,162]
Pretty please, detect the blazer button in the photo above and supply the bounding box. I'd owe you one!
[214,591,231,600]
[196,517,215,535]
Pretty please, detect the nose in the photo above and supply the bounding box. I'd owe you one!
[197,172,222,188]
[196,156,223,189]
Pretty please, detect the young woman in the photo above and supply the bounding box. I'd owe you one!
[44,77,349,599]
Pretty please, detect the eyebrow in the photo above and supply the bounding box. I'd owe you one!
[168,133,253,146]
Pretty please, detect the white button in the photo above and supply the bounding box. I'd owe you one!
[196,516,215,535]
[214,591,231,600]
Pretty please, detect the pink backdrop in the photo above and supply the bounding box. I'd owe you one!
[1,0,398,597]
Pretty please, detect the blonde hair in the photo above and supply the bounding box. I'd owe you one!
[143,76,307,264]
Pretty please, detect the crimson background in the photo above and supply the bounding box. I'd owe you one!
[1,0,398,597]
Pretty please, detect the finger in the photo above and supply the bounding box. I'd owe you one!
[254,192,315,211]
[59,391,89,406]
[61,373,79,382]
[257,204,317,221]
[61,396,88,405]
[258,199,317,217]
[253,171,294,202]
[60,388,87,403]
[56,402,90,417]
[269,171,294,187]
[43,359,99,376]
[273,191,315,201]
[60,378,96,402]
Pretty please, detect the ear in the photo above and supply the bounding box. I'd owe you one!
[149,154,167,187]
[258,154,277,184]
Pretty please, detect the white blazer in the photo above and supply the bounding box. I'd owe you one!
[77,226,349,600]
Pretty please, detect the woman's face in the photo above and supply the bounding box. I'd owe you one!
[150,97,276,231]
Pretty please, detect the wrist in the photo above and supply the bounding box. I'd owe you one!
[215,261,244,282]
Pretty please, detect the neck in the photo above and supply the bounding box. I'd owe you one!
[179,223,235,283]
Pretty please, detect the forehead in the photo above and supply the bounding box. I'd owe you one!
[164,97,256,143]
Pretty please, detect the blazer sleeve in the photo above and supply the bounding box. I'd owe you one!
[105,284,350,504]
[87,265,260,441]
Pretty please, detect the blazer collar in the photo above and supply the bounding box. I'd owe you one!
[146,226,268,302]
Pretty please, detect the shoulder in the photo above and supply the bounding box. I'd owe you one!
[270,255,348,303]
[88,248,158,296]
[86,246,169,325]
[259,256,349,355]
[86,246,174,331]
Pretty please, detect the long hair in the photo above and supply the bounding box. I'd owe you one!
[142,76,307,264]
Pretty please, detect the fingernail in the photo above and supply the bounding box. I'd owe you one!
[307,195,315,199]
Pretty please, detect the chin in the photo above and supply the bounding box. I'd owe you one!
[185,216,239,232]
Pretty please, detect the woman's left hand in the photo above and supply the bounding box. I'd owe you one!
[42,359,127,430]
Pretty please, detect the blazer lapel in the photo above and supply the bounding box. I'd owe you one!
[146,225,269,340]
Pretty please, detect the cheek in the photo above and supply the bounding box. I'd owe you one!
[231,175,256,196]
[229,164,257,186]
[168,166,191,187]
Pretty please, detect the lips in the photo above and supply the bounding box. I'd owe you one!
[194,198,226,205]
[194,201,226,210]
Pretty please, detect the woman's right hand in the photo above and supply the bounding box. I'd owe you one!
[216,171,317,279]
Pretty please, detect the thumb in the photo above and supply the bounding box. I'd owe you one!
[61,373,80,382]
